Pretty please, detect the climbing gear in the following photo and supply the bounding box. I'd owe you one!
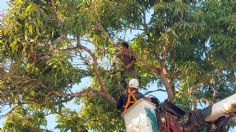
[124,88,138,111]
[129,79,139,89]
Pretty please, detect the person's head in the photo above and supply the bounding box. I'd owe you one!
[118,41,129,49]
[128,79,139,90]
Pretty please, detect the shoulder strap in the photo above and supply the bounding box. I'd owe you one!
[124,90,138,111]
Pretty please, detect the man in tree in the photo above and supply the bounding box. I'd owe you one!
[115,41,136,89]
[117,41,136,73]
[117,79,144,112]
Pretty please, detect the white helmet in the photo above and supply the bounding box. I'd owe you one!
[129,79,139,89]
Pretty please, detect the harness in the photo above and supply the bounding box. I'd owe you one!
[124,89,138,111]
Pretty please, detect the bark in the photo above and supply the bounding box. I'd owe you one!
[159,44,175,101]
[159,67,174,101]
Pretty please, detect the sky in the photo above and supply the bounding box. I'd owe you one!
[0,1,235,132]
[0,0,8,12]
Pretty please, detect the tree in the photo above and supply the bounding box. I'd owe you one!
[0,0,235,131]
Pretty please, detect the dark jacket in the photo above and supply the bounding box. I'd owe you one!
[117,48,136,73]
[117,91,143,112]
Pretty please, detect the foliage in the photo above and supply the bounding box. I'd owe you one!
[3,107,46,132]
[0,0,235,131]
[56,108,87,132]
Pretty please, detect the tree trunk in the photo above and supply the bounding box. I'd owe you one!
[160,70,175,101]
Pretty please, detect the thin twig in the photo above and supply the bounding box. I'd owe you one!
[144,89,167,95]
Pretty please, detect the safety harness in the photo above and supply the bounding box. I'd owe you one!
[124,89,138,111]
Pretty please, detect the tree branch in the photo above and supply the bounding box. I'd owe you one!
[142,11,148,30]
[76,36,117,106]
[144,89,166,95]
[50,0,61,24]
[94,19,115,45]
[159,44,175,101]
[52,87,116,107]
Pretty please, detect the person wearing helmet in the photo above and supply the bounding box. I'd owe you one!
[116,79,144,112]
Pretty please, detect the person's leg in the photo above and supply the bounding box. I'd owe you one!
[120,70,127,89]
